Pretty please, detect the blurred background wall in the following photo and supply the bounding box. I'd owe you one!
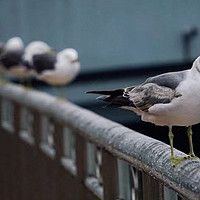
[0,0,200,155]
[0,0,200,72]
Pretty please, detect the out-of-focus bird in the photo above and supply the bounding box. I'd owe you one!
[23,41,55,88]
[34,48,80,98]
[87,56,200,167]
[0,37,25,83]
[23,41,54,69]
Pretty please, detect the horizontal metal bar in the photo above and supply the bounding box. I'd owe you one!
[0,84,199,200]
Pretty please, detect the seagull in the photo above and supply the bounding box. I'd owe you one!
[34,48,80,98]
[23,41,55,88]
[23,41,55,69]
[35,48,80,85]
[0,37,25,83]
[87,56,200,167]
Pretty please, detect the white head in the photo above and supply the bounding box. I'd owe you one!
[55,48,80,75]
[57,48,79,63]
[5,37,24,52]
[23,41,54,64]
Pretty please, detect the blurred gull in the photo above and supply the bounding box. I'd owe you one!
[0,37,25,78]
[36,48,80,85]
[34,48,80,98]
[23,41,54,70]
[23,41,55,88]
[88,56,200,167]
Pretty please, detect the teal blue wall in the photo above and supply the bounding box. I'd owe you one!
[0,0,200,72]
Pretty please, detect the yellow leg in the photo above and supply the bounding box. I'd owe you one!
[0,70,7,85]
[187,126,199,160]
[168,127,188,167]
[187,126,195,157]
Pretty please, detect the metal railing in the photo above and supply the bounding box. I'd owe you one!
[0,83,200,200]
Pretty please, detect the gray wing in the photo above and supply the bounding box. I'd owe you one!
[144,70,188,89]
[128,83,181,111]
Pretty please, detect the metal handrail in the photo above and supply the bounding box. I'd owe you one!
[0,83,200,199]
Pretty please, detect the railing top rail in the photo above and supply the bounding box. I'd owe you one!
[1,83,200,199]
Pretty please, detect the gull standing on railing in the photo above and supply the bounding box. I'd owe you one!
[87,56,200,167]
[0,37,25,82]
[33,48,80,99]
[23,41,55,89]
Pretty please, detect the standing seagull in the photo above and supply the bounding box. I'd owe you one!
[23,41,55,69]
[0,37,25,78]
[35,48,80,85]
[34,48,80,98]
[87,56,200,167]
[23,41,55,88]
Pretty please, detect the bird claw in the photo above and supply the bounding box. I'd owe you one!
[172,154,200,167]
[171,157,188,167]
[56,97,66,101]
[188,154,200,161]
[24,87,32,92]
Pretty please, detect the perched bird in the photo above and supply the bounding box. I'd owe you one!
[35,48,80,85]
[0,37,25,77]
[34,48,80,98]
[23,41,54,70]
[23,41,55,88]
[87,56,200,167]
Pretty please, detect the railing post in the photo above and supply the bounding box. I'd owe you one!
[53,121,64,199]
[0,97,8,200]
[142,172,164,200]
[75,133,87,200]
[12,102,22,200]
[102,148,119,200]
[134,168,143,200]
[32,110,42,200]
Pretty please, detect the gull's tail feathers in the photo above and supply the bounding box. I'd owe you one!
[86,88,124,95]
[87,88,135,108]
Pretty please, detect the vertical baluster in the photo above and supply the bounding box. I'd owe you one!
[0,97,3,199]
[12,102,22,200]
[102,149,119,200]
[133,168,143,200]
[118,160,132,200]
[0,98,8,199]
[19,107,34,200]
[63,127,75,160]
[75,133,87,200]
[31,110,41,200]
[142,172,164,200]
[53,121,64,200]
[87,142,96,177]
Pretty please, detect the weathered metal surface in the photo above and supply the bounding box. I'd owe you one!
[0,84,200,199]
